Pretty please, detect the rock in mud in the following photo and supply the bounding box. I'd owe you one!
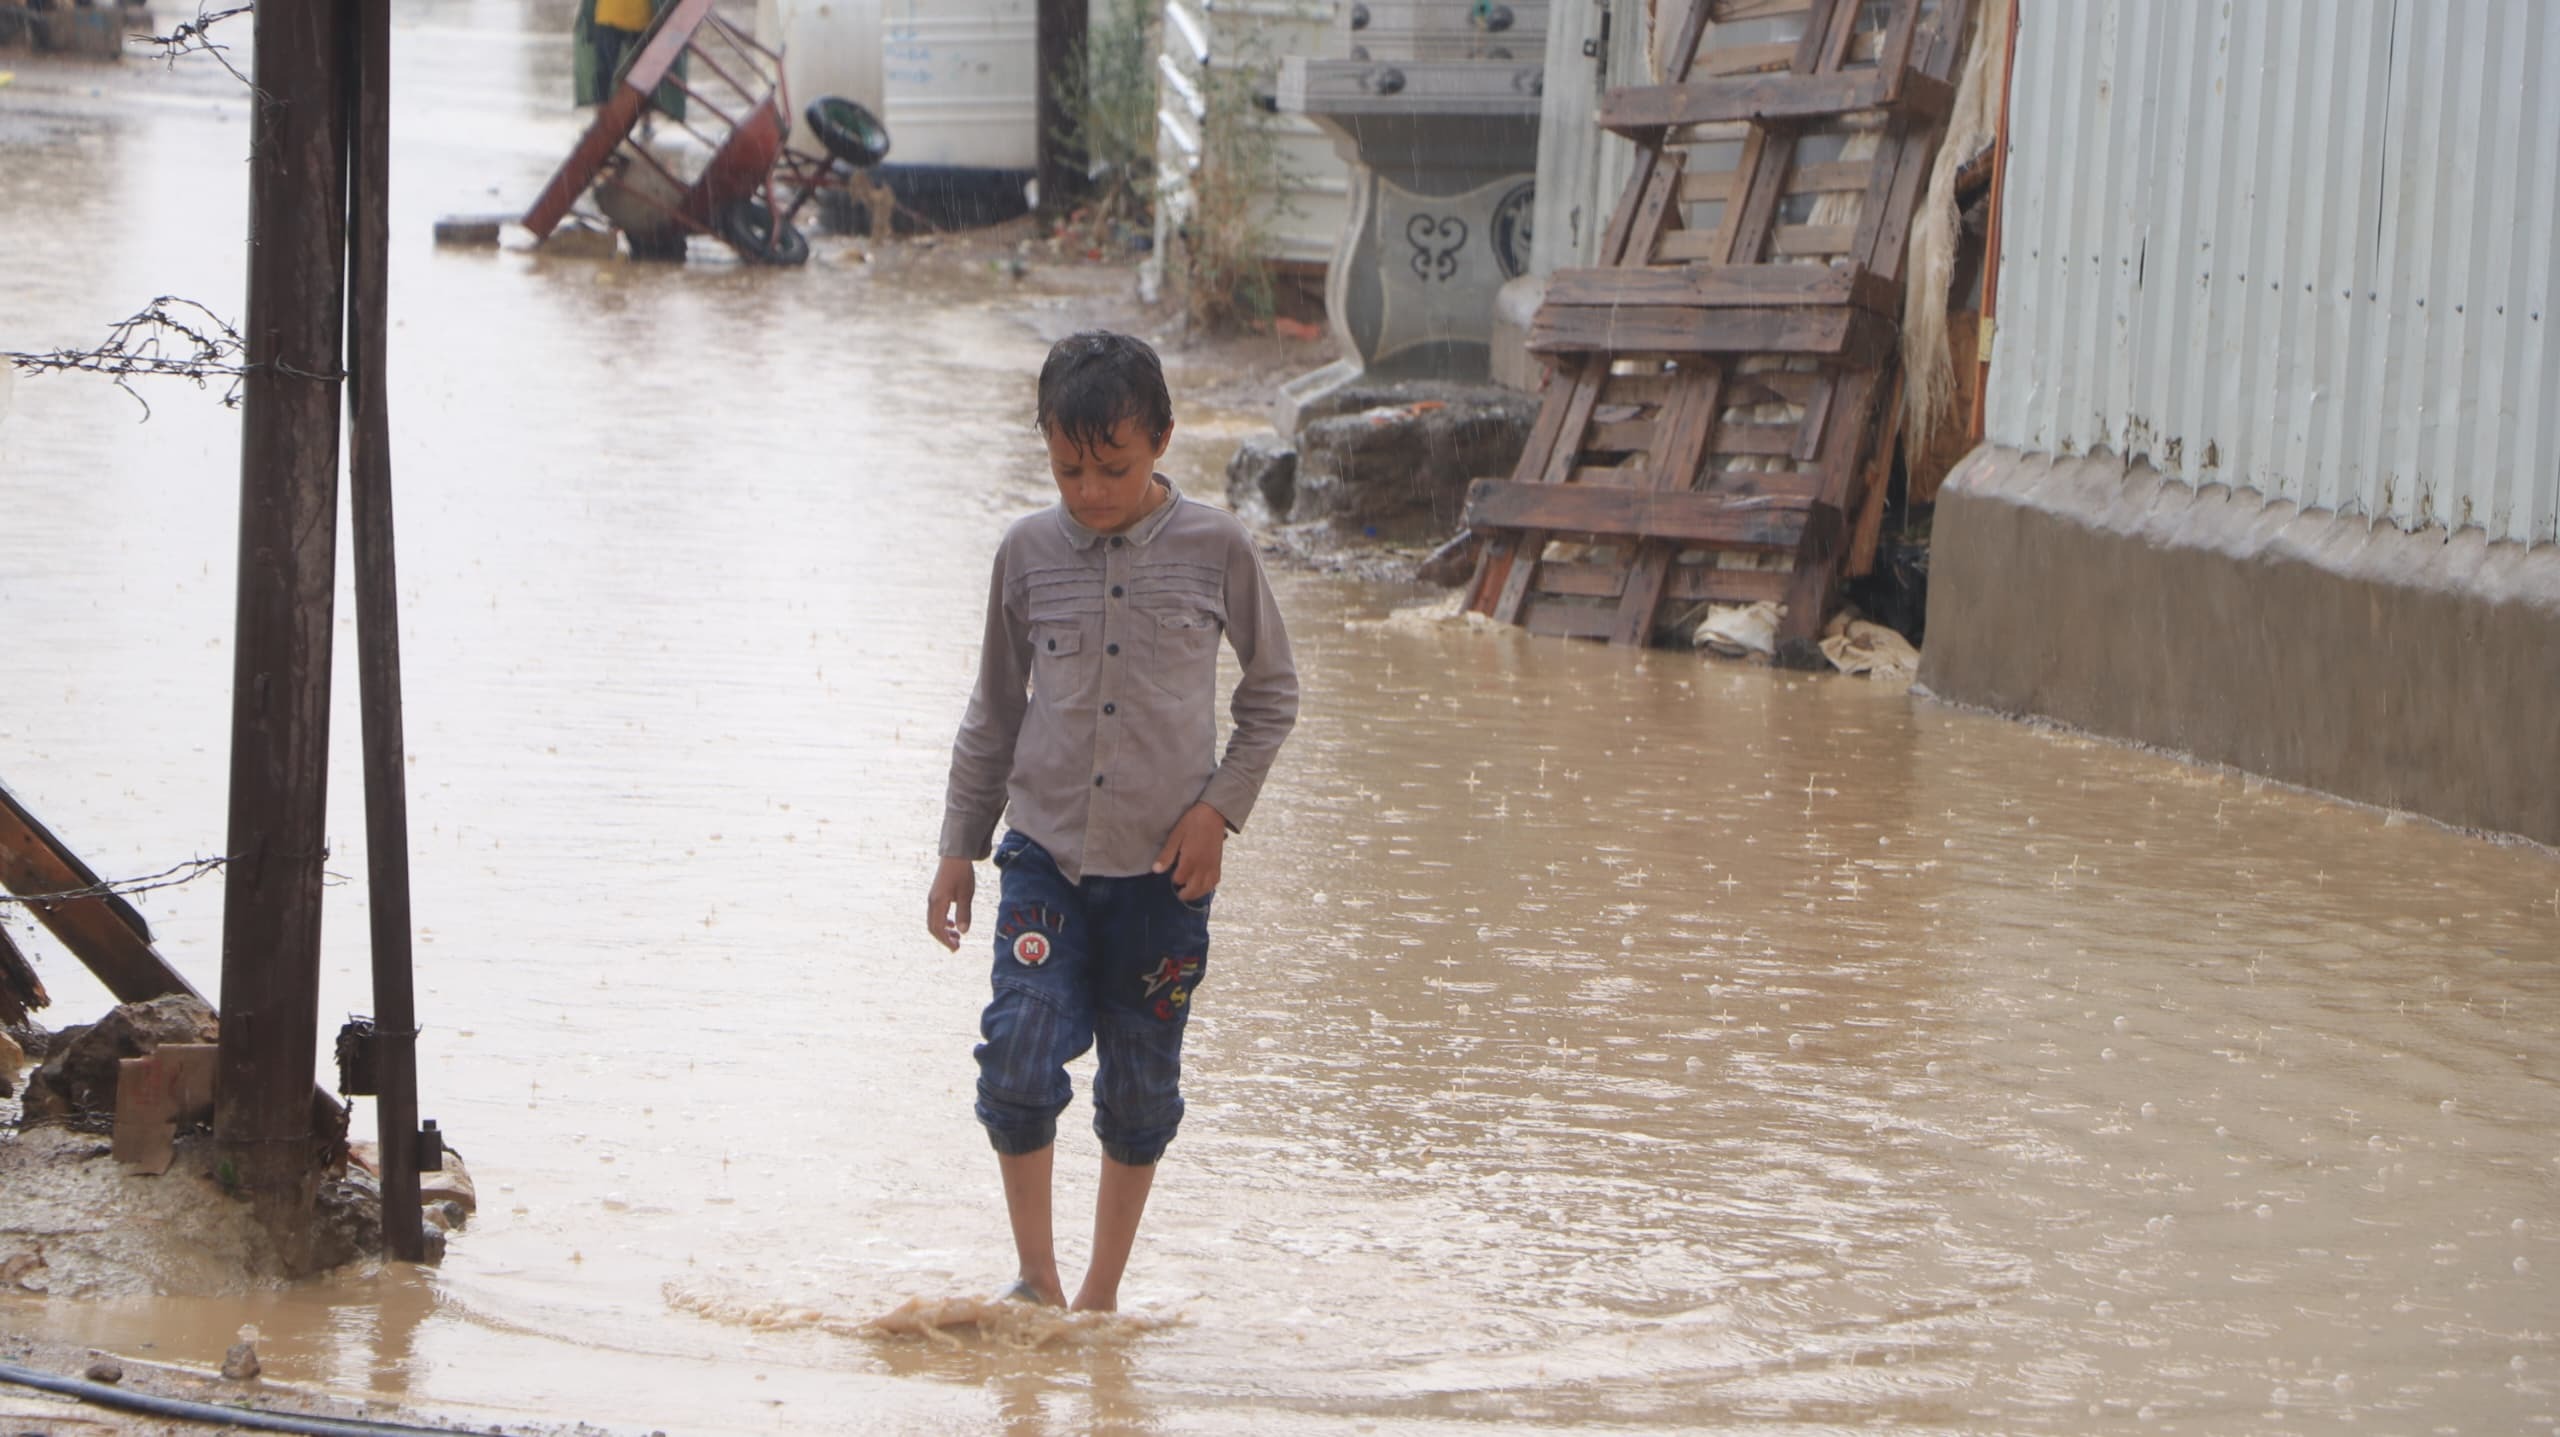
[221,1340,260,1381]
[1224,431,1299,520]
[0,1029,23,1098]
[83,1359,122,1384]
[1,1249,48,1293]
[1286,387,1538,541]
[312,1162,386,1271]
[19,996,217,1127]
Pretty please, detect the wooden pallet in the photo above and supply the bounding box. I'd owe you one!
[1464,0,1968,656]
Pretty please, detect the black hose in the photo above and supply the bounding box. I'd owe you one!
[0,1359,497,1437]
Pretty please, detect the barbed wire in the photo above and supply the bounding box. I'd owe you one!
[136,2,257,90]
[0,852,354,910]
[2,296,253,419]
[0,856,230,908]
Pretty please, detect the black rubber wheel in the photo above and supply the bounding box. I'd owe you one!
[718,198,810,267]
[804,96,892,169]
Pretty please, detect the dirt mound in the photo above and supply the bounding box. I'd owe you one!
[18,994,217,1127]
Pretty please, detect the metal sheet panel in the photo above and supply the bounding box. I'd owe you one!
[1987,0,2560,546]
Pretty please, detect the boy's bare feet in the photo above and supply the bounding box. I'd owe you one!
[999,1277,1064,1307]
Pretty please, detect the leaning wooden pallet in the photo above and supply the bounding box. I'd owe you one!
[1463,0,1969,659]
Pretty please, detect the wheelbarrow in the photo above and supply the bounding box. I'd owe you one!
[522,0,891,265]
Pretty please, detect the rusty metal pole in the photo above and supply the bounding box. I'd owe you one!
[215,0,351,1268]
[345,0,426,1264]
[1034,0,1088,220]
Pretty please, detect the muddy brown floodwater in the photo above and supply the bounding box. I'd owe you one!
[5,6,2558,1434]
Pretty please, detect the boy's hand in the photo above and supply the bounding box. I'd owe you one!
[1152,802,1227,902]
[927,856,976,951]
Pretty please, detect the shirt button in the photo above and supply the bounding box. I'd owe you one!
[1110,537,1124,548]
[1111,585,1124,598]
[1103,702,1116,715]
[1045,637,1056,651]
[1106,642,1120,656]
[1094,775,1106,787]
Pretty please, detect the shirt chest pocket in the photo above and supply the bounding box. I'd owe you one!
[1139,606,1221,698]
[1029,620,1090,699]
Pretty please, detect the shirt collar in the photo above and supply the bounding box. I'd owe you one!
[1056,474,1185,550]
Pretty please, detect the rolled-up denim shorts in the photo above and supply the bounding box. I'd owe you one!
[974,830,1212,1166]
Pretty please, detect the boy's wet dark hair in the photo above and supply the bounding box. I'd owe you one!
[1035,331,1173,455]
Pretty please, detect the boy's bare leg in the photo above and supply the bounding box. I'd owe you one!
[997,1147,1065,1306]
[1071,1155,1157,1312]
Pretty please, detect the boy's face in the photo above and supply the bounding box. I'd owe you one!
[1045,416,1174,534]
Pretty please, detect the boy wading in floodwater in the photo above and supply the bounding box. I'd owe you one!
[928,332,1298,1311]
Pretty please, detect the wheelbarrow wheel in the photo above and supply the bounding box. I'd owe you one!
[805,97,891,169]
[719,198,810,267]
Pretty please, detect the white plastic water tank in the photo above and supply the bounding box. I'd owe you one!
[878,0,1036,171]
[754,0,887,144]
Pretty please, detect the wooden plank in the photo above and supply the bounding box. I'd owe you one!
[1691,41,1799,79]
[1566,463,1653,487]
[1585,421,1662,453]
[1613,365,1729,645]
[1765,222,1856,258]
[1661,0,1718,85]
[1530,561,1632,599]
[1789,373,1837,460]
[1875,0,1926,85]
[1709,124,1790,265]
[1543,262,1894,315]
[1596,148,1664,266]
[1861,124,1940,283]
[1466,479,1827,551]
[1710,0,1813,22]
[0,923,47,1026]
[1601,370,1678,407]
[1490,363,1611,623]
[1467,357,1583,613]
[1601,66,1955,134]
[1846,371,1905,578]
[1673,159,1877,209]
[1623,150,1690,270]
[1700,464,1825,500]
[1715,420,1803,457]
[1675,170,1735,206]
[1521,594,1620,642]
[1724,370,1826,408]
[0,781,199,1006]
[1665,563,1793,604]
[348,0,428,1262]
[1532,303,1895,366]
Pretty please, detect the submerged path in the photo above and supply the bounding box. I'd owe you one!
[3,6,2555,1431]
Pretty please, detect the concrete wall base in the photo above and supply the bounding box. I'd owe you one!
[1920,447,2560,848]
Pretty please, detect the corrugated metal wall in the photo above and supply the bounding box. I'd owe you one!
[1987,0,2560,546]
[1151,0,1348,269]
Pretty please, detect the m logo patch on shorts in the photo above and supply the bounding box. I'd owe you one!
[998,903,1065,967]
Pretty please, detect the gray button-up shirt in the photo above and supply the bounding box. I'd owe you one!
[940,478,1298,883]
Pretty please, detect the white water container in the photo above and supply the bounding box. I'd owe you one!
[754,0,888,144]
[879,0,1036,171]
